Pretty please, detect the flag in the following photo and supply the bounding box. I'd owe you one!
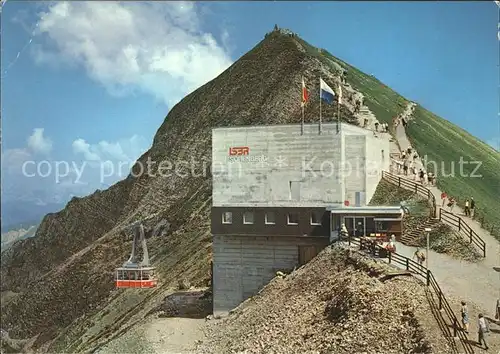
[338,84,343,105]
[320,78,335,104]
[301,77,309,106]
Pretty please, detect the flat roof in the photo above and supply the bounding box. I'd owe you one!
[327,206,403,215]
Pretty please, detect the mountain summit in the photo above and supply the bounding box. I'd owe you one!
[2,27,499,353]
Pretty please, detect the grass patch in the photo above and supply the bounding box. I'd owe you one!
[294,37,407,127]
[407,106,500,241]
[319,51,408,126]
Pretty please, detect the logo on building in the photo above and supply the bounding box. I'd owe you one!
[227,146,267,163]
[229,147,249,156]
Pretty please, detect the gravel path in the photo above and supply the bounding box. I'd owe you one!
[392,102,500,315]
[96,317,206,354]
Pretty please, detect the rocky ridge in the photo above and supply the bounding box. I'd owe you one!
[197,246,452,354]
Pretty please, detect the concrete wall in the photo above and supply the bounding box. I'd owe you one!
[212,234,328,314]
[365,134,391,203]
[213,123,390,208]
[212,123,343,207]
[344,134,366,206]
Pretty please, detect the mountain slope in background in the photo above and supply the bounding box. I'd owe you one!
[1,28,498,353]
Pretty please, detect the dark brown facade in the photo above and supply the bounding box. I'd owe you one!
[211,207,330,237]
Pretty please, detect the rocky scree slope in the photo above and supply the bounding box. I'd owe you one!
[0,31,359,352]
[198,246,452,354]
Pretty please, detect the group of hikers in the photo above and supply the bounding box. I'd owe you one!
[394,148,436,186]
[441,192,475,217]
[460,300,500,350]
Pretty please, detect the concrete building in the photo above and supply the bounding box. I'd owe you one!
[211,122,392,314]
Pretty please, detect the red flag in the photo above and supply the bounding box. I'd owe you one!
[301,77,309,106]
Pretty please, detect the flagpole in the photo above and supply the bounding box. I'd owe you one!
[337,93,340,134]
[319,77,322,134]
[301,103,304,135]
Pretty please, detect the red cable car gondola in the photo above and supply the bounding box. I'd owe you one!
[115,223,158,289]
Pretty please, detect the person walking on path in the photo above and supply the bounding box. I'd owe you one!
[447,197,455,212]
[403,160,408,176]
[464,199,470,217]
[441,192,447,207]
[413,248,425,266]
[477,313,490,350]
[495,298,500,322]
[470,197,475,218]
[460,301,469,333]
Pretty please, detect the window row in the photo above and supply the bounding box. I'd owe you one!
[221,211,323,226]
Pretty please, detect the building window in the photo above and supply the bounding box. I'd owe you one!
[222,212,232,224]
[376,221,388,232]
[310,211,322,225]
[265,212,276,225]
[287,213,299,225]
[243,211,254,224]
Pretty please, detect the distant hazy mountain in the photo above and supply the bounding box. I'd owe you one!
[1,200,65,232]
[1,224,38,251]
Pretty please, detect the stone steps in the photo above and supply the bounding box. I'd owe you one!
[401,218,441,247]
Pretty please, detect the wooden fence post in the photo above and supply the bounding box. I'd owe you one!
[469,230,472,244]
[405,258,409,270]
[438,292,442,310]
[388,251,392,264]
[398,177,401,187]
[458,218,461,231]
[426,270,430,286]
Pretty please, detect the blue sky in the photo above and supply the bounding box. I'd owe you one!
[1,1,498,223]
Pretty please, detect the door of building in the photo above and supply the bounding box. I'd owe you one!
[344,216,366,237]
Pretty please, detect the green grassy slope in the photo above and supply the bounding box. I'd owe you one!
[295,37,408,127]
[407,106,500,239]
[322,51,408,127]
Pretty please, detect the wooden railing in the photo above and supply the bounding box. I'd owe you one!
[381,171,486,257]
[439,208,486,257]
[381,171,436,218]
[344,236,474,354]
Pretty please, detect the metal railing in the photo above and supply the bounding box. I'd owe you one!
[381,171,436,218]
[439,208,486,257]
[344,236,474,354]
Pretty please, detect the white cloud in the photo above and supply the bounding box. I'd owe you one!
[1,148,32,174]
[32,2,233,106]
[72,139,101,161]
[2,130,148,207]
[27,128,52,155]
[72,135,148,164]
